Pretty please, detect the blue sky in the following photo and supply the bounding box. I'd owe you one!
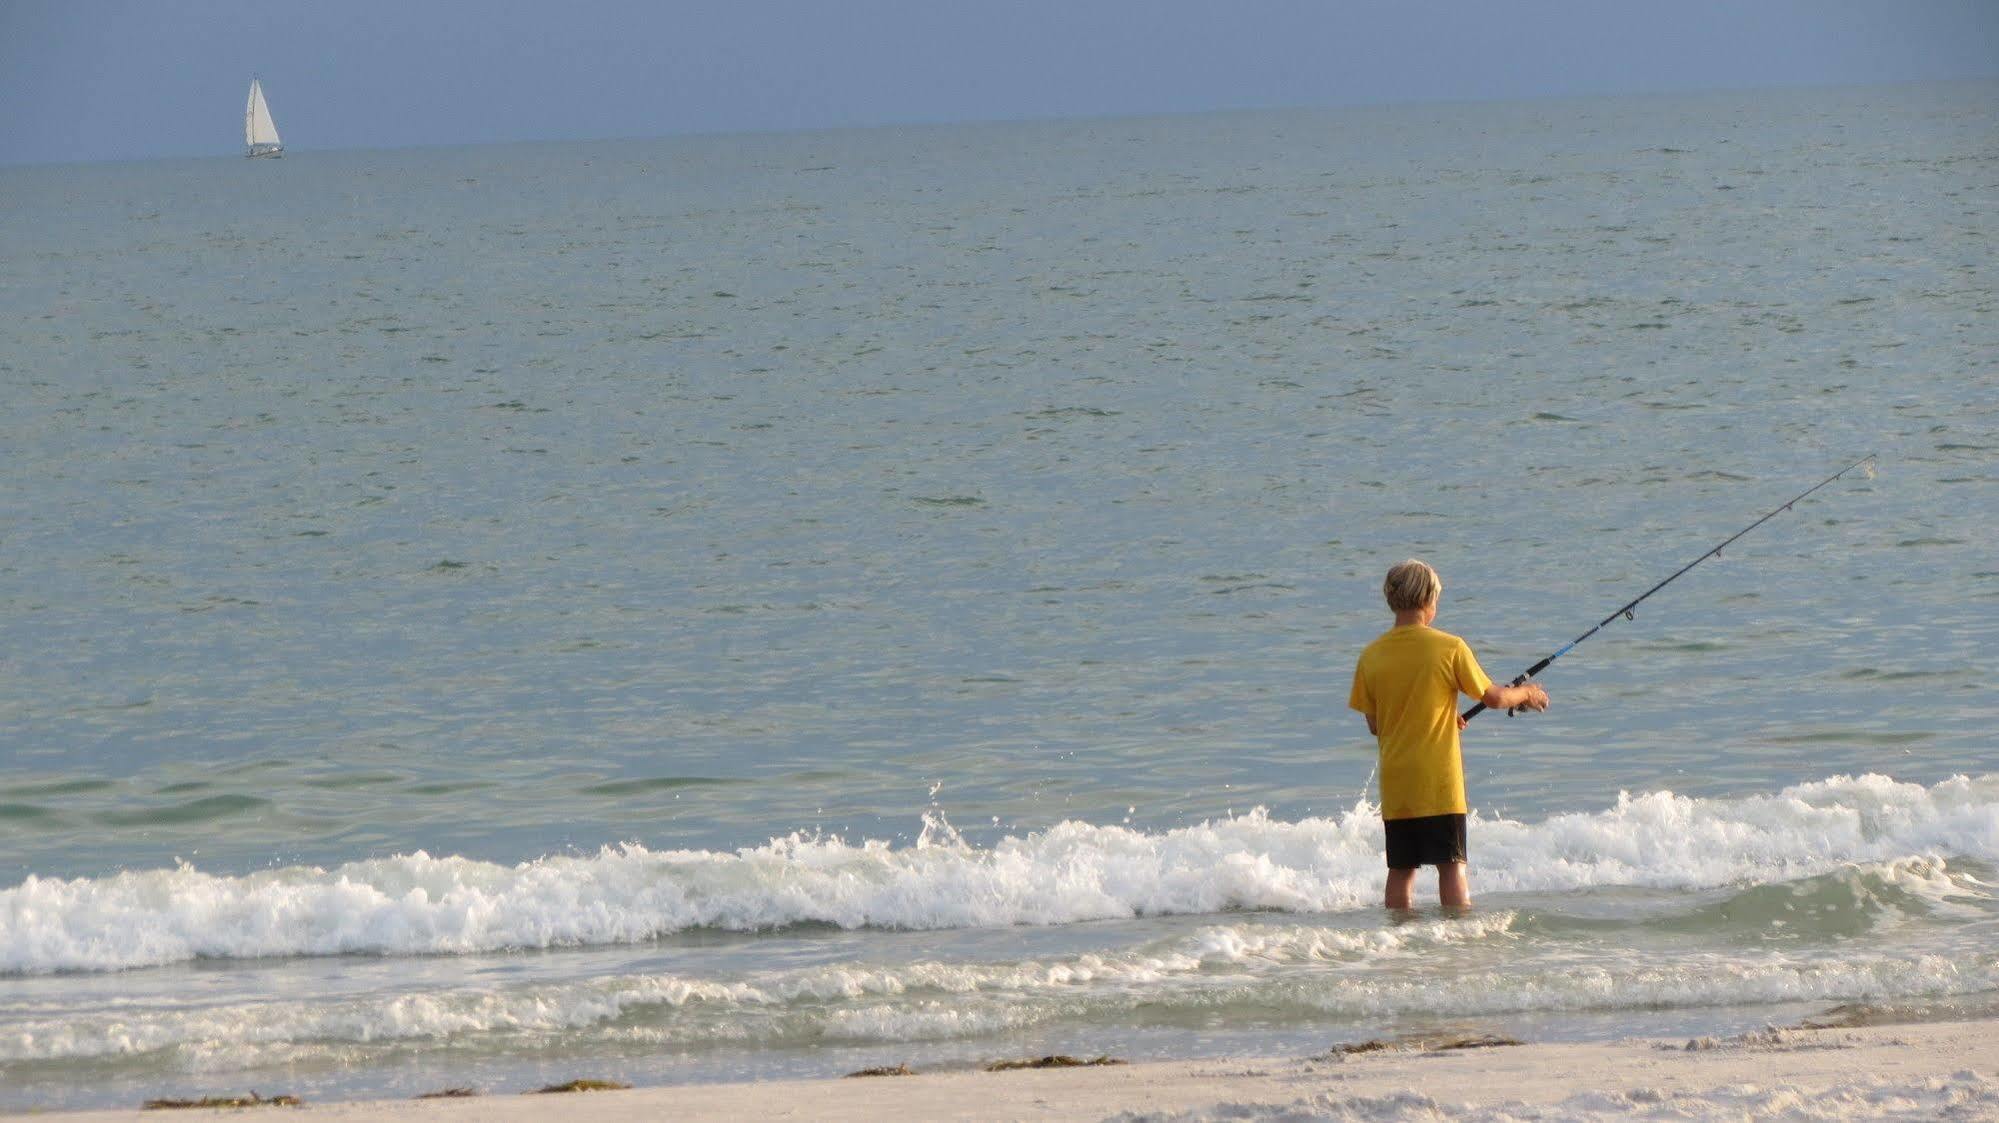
[2,0,1995,165]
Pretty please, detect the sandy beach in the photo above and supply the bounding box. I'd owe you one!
[36,1018,1999,1121]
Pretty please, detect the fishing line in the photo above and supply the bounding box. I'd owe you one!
[1462,455,1876,723]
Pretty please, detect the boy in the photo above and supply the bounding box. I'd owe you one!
[1349,559,1548,910]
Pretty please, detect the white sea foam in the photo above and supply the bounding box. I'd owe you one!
[1118,1072,1999,1122]
[1295,948,1993,1021]
[3,773,1995,975]
[4,906,1994,1064]
[1,915,1513,1061]
[21,913,1990,1065]
[13,905,1998,1082]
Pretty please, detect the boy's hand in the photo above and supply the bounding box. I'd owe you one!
[1457,714,1469,731]
[1481,681,1552,715]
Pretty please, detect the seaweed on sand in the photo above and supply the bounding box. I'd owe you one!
[143,1091,301,1109]
[983,1055,1127,1072]
[534,1079,633,1093]
[1328,1033,1522,1057]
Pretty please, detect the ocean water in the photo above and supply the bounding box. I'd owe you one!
[1,81,1995,1110]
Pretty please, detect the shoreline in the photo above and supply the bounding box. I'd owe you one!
[30,1017,1999,1121]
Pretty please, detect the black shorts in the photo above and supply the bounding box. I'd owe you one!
[1384,813,1468,869]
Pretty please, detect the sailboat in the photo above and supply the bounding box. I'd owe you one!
[245,78,283,158]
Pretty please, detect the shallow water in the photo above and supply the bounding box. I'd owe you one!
[1,81,1995,1110]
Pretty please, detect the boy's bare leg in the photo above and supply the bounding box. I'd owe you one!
[1384,868,1418,910]
[1437,862,1470,909]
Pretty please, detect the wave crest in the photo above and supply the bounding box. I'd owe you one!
[3,772,1994,974]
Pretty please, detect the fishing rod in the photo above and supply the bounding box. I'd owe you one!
[1462,454,1876,723]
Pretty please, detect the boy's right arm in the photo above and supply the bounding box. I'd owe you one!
[1481,681,1550,713]
[1349,658,1377,735]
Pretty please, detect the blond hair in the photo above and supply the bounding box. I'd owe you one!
[1383,559,1441,613]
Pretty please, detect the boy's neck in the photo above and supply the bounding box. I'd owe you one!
[1392,607,1434,628]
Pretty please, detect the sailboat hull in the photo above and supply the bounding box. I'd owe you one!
[245,145,284,158]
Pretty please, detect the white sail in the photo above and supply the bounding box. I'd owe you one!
[245,79,283,157]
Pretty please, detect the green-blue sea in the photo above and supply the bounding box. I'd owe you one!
[1,81,1995,1111]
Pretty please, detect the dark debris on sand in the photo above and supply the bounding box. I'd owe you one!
[534,1078,633,1093]
[845,1063,917,1077]
[1432,1034,1523,1050]
[984,1054,1127,1072]
[1328,1033,1523,1057]
[415,1087,480,1098]
[144,1091,302,1110]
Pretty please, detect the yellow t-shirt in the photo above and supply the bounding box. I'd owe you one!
[1348,625,1494,820]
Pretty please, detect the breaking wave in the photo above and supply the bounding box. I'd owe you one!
[4,773,1996,975]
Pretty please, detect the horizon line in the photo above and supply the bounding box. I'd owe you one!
[4,73,1993,172]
